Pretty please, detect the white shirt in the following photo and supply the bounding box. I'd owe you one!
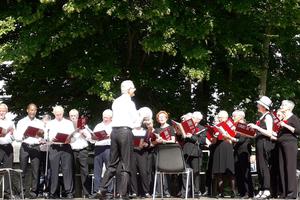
[70,127,91,150]
[46,118,75,141]
[93,122,112,146]
[15,116,44,145]
[0,118,15,145]
[111,94,139,128]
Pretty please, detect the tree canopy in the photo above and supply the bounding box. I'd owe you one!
[0,0,299,124]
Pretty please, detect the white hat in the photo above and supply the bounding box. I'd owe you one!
[257,96,272,110]
[121,80,135,94]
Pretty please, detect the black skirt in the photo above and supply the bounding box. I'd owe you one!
[212,140,235,175]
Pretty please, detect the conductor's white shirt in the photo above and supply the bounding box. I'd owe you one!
[111,94,139,128]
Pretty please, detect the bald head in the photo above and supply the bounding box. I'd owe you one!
[27,103,37,120]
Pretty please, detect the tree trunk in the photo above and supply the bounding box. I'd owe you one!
[259,27,271,96]
[126,28,135,68]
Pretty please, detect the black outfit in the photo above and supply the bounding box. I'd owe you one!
[100,127,133,197]
[181,125,206,196]
[73,148,90,196]
[0,144,13,195]
[20,143,41,196]
[204,144,215,196]
[130,135,149,197]
[233,134,254,197]
[278,114,300,199]
[49,144,74,197]
[255,113,275,192]
[38,150,49,196]
[146,129,157,194]
[93,145,111,193]
[212,140,235,175]
[154,126,175,196]
[212,136,235,197]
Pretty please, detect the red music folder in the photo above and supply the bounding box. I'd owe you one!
[133,138,144,147]
[77,117,87,129]
[206,125,223,141]
[93,130,109,141]
[217,118,236,137]
[171,119,197,137]
[54,133,69,143]
[24,126,40,137]
[235,122,256,138]
[132,129,146,147]
[271,112,281,133]
[159,127,172,141]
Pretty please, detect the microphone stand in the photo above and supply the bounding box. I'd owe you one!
[43,129,50,197]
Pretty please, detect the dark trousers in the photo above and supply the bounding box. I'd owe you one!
[182,156,202,195]
[205,146,214,195]
[73,148,90,196]
[130,149,149,195]
[147,150,156,193]
[49,144,73,196]
[20,143,41,194]
[0,144,13,193]
[278,138,298,198]
[270,144,280,197]
[93,145,111,193]
[100,127,133,196]
[38,150,50,194]
[234,152,253,196]
[256,138,273,190]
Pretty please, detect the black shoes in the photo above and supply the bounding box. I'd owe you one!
[89,193,98,199]
[144,193,151,198]
[65,193,74,199]
[129,193,137,198]
[26,191,37,199]
[47,194,58,199]
[214,193,224,199]
[116,195,129,200]
[230,191,237,198]
[240,193,251,199]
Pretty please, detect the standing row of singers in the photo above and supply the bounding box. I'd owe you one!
[0,82,299,200]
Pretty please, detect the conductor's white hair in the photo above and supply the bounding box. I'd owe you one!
[121,80,135,94]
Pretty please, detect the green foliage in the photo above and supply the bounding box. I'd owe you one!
[0,0,299,125]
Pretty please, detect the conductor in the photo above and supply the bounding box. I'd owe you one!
[97,80,139,200]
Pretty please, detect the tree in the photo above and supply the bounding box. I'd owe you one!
[0,0,299,123]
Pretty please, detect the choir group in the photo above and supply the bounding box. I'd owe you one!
[0,80,299,200]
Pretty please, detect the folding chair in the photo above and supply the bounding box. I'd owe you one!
[152,143,194,199]
[0,168,24,199]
